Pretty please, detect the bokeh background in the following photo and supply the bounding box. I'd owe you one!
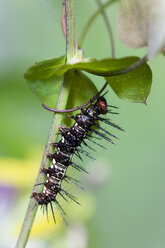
[1,0,165,248]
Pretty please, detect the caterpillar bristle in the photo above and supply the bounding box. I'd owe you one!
[91,129,115,144]
[55,199,66,216]
[74,151,83,161]
[87,134,102,140]
[34,183,45,187]
[43,205,45,215]
[107,105,118,109]
[71,162,88,173]
[94,123,119,140]
[65,175,81,184]
[65,175,84,190]
[77,148,96,161]
[97,117,124,131]
[59,191,68,202]
[108,110,119,115]
[55,200,68,226]
[61,189,81,206]
[50,201,56,223]
[82,140,96,152]
[31,202,37,212]
[86,136,107,150]
[41,204,45,215]
[45,205,49,223]
[32,86,123,224]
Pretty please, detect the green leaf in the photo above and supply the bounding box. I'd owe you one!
[106,62,152,103]
[55,56,152,103]
[24,55,66,81]
[25,55,152,105]
[65,70,98,109]
[24,56,66,107]
[26,68,97,113]
[55,56,140,77]
[63,70,98,126]
[27,75,61,108]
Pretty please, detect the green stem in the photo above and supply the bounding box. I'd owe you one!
[95,0,115,58]
[79,0,116,48]
[65,0,78,61]
[15,81,69,248]
[15,1,77,247]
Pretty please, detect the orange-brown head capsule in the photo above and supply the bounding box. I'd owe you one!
[97,97,108,114]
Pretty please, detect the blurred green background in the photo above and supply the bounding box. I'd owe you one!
[1,0,165,248]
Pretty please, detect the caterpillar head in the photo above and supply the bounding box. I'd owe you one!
[95,97,108,115]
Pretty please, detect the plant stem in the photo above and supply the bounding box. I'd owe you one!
[79,0,116,48]
[15,82,69,248]
[65,0,78,60]
[95,0,115,58]
[15,1,77,247]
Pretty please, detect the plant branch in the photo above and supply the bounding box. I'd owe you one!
[95,0,115,58]
[15,1,77,247]
[79,0,116,48]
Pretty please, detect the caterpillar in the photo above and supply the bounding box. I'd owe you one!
[32,83,123,224]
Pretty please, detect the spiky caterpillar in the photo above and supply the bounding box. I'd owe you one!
[32,89,123,224]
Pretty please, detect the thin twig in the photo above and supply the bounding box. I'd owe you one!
[79,0,117,48]
[95,0,115,58]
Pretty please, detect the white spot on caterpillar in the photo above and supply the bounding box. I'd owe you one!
[78,126,85,131]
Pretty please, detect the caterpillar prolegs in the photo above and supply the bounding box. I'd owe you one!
[32,83,123,224]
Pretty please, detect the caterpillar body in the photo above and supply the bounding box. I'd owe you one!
[32,86,123,224]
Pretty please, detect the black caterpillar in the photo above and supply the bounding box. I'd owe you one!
[32,83,123,224]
